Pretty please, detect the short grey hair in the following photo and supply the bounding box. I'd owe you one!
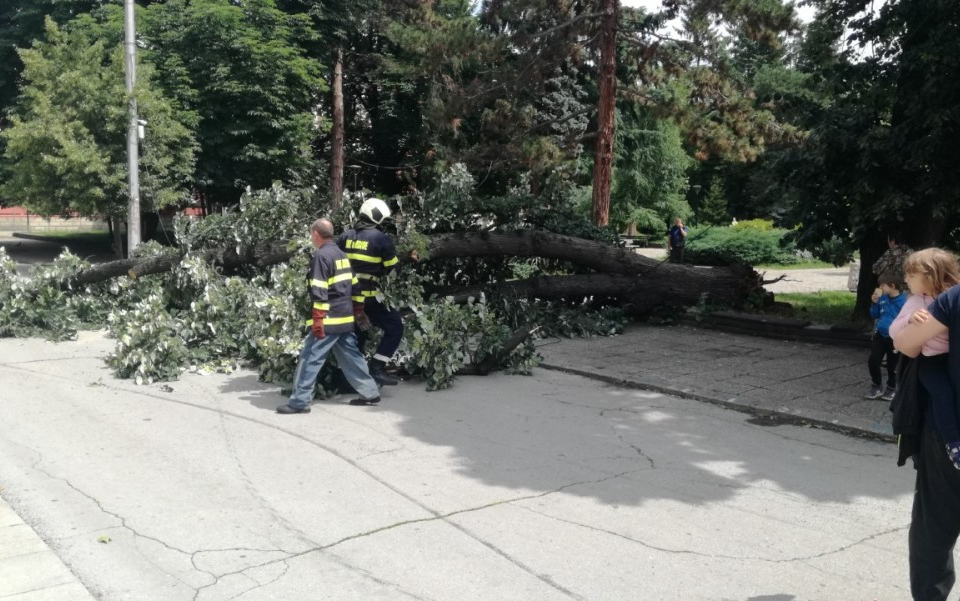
[311,218,334,240]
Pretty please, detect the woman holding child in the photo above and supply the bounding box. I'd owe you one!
[890,248,960,601]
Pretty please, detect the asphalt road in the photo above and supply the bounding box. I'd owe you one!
[0,331,913,601]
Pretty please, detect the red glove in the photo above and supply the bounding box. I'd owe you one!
[353,303,372,332]
[311,309,327,339]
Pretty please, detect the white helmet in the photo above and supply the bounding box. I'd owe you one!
[360,197,391,224]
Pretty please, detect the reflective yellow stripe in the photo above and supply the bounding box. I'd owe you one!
[310,279,328,289]
[324,315,354,325]
[313,302,330,311]
[383,256,399,267]
[356,273,380,281]
[352,277,359,285]
[327,272,353,286]
[347,252,382,264]
[361,290,378,297]
[305,318,312,326]
[351,295,365,303]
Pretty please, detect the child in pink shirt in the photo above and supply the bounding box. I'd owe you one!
[890,248,960,469]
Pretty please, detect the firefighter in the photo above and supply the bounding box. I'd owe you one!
[277,218,381,414]
[338,198,404,386]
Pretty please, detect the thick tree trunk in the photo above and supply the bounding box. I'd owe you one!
[67,241,293,288]
[590,0,618,227]
[426,231,658,275]
[110,216,124,260]
[331,47,345,209]
[439,269,757,315]
[64,230,761,312]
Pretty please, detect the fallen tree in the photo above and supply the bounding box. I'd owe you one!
[64,230,762,313]
[1,178,774,394]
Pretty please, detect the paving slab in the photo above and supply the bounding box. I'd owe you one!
[539,323,891,439]
[0,496,96,600]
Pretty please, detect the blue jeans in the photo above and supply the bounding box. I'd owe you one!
[289,331,380,408]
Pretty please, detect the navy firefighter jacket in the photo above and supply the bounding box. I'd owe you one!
[337,223,400,299]
[306,241,364,335]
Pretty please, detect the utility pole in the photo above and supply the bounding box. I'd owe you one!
[124,0,141,256]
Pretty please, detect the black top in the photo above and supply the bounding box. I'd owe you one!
[337,222,400,300]
[306,242,363,335]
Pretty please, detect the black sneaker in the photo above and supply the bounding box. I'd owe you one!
[349,397,381,406]
[276,404,311,414]
[881,386,896,401]
[864,385,883,400]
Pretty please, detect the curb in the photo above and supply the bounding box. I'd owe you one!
[0,493,97,600]
[681,311,872,349]
[538,363,895,444]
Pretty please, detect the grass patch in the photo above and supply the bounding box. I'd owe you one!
[755,260,840,270]
[773,291,865,327]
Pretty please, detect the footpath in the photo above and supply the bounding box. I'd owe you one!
[538,322,888,441]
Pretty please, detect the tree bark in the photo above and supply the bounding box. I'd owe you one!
[64,230,761,312]
[109,217,124,260]
[590,0,618,227]
[437,269,758,315]
[426,231,658,275]
[331,47,345,209]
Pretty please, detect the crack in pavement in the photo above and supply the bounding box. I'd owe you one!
[214,408,317,552]
[0,356,107,367]
[11,441,215,592]
[5,364,592,601]
[191,469,646,601]
[6,438,312,597]
[513,503,909,565]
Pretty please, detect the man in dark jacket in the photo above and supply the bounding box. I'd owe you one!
[338,198,404,386]
[667,217,688,263]
[277,218,380,414]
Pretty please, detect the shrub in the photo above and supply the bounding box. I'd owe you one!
[811,235,855,267]
[684,226,798,266]
[731,219,775,231]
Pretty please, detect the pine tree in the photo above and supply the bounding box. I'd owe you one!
[698,178,729,225]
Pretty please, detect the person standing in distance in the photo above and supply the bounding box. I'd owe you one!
[338,198,404,387]
[277,218,381,414]
[667,217,688,264]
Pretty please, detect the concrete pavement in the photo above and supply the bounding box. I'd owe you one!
[0,495,97,600]
[539,323,890,439]
[0,326,910,600]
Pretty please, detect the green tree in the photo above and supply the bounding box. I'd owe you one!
[0,18,195,223]
[381,0,592,194]
[777,0,960,316]
[0,0,107,127]
[142,0,324,205]
[610,104,692,234]
[697,178,729,225]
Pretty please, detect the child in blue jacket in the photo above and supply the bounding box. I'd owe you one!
[867,270,908,400]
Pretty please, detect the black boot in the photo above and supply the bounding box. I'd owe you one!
[369,359,398,386]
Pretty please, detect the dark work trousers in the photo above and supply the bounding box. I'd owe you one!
[869,333,899,388]
[910,426,960,601]
[669,246,684,264]
[357,297,403,362]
